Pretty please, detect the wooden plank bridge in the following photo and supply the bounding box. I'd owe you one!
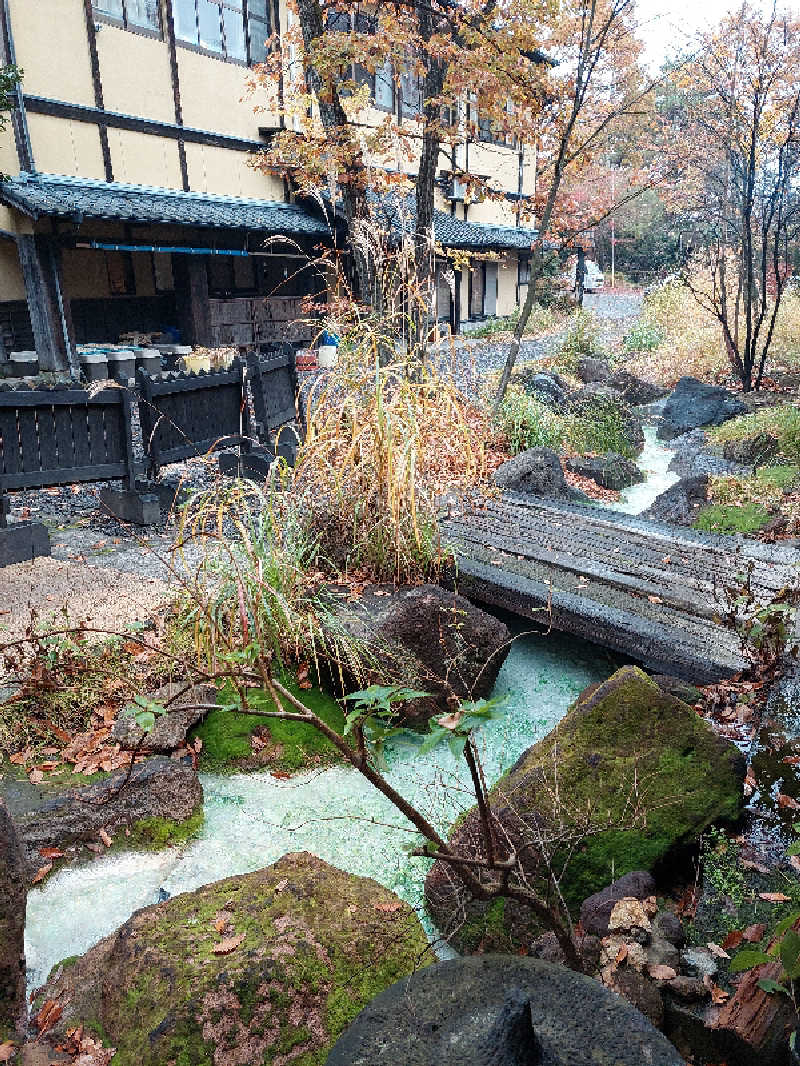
[442,493,800,684]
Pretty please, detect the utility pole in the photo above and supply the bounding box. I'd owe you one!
[610,163,616,289]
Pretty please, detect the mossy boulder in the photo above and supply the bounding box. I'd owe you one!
[425,666,745,954]
[33,852,433,1066]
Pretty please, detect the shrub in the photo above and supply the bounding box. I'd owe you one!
[495,387,566,453]
[710,406,800,463]
[693,502,772,535]
[623,321,665,353]
[557,309,602,371]
[294,346,498,583]
[495,387,636,459]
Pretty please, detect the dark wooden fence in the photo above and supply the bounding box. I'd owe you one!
[0,382,139,564]
[137,362,252,478]
[0,354,301,565]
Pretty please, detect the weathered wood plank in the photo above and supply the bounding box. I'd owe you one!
[442,493,800,683]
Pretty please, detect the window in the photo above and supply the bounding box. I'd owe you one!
[399,59,421,119]
[518,256,530,285]
[94,0,161,33]
[373,58,394,110]
[207,254,257,297]
[175,0,271,65]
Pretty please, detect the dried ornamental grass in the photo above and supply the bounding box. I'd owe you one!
[293,354,502,582]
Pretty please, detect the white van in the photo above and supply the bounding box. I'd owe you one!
[568,259,605,293]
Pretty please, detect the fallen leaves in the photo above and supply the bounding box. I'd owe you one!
[32,863,52,885]
[743,923,767,943]
[212,934,245,955]
[706,942,731,960]
[38,848,65,860]
[648,964,677,981]
[778,793,800,811]
[296,662,312,691]
[35,999,63,1033]
[722,930,744,950]
[374,901,404,913]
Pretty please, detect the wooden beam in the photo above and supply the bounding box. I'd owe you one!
[173,254,211,345]
[163,0,190,191]
[16,235,67,372]
[22,94,263,155]
[81,0,114,182]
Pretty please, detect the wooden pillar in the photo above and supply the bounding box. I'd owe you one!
[174,254,211,346]
[16,234,68,371]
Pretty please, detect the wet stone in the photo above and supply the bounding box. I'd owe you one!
[327,955,685,1066]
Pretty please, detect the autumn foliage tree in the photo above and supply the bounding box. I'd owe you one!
[493,0,662,405]
[248,0,575,346]
[662,4,800,391]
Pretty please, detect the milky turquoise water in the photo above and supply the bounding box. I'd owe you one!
[24,428,669,990]
[24,628,616,990]
[613,426,678,515]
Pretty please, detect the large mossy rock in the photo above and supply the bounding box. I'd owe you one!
[15,756,203,864]
[34,852,432,1066]
[332,585,512,723]
[0,798,27,1038]
[425,667,745,954]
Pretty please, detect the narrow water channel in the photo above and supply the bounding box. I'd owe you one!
[614,426,678,515]
[23,425,672,990]
[24,629,619,991]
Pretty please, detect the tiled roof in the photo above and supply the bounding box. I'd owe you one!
[0,173,331,236]
[434,211,538,251]
[366,190,537,251]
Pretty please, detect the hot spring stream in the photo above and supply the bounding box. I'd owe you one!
[23,426,676,991]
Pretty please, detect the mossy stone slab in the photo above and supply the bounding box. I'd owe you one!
[34,851,433,1066]
[426,666,745,953]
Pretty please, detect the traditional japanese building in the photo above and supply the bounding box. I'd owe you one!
[0,0,537,370]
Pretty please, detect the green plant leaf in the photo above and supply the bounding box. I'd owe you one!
[729,949,772,973]
[781,930,800,977]
[774,911,800,938]
[134,709,156,733]
[786,840,800,856]
[758,978,789,995]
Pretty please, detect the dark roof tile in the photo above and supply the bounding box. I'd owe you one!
[0,173,330,236]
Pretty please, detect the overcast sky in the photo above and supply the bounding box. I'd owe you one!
[635,0,781,68]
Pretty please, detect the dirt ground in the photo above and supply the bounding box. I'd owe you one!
[0,555,170,676]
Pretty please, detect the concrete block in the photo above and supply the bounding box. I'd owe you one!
[99,488,160,526]
[0,522,51,567]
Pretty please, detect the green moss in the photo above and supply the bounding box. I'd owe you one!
[47,854,431,1066]
[190,674,347,773]
[755,464,800,489]
[709,405,800,462]
[693,502,771,534]
[442,667,745,952]
[124,808,204,849]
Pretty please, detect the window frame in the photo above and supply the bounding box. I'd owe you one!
[93,0,163,40]
[173,0,272,67]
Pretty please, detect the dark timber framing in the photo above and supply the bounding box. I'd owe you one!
[22,95,263,155]
[163,0,190,191]
[82,0,114,182]
[15,235,65,372]
[0,0,32,171]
